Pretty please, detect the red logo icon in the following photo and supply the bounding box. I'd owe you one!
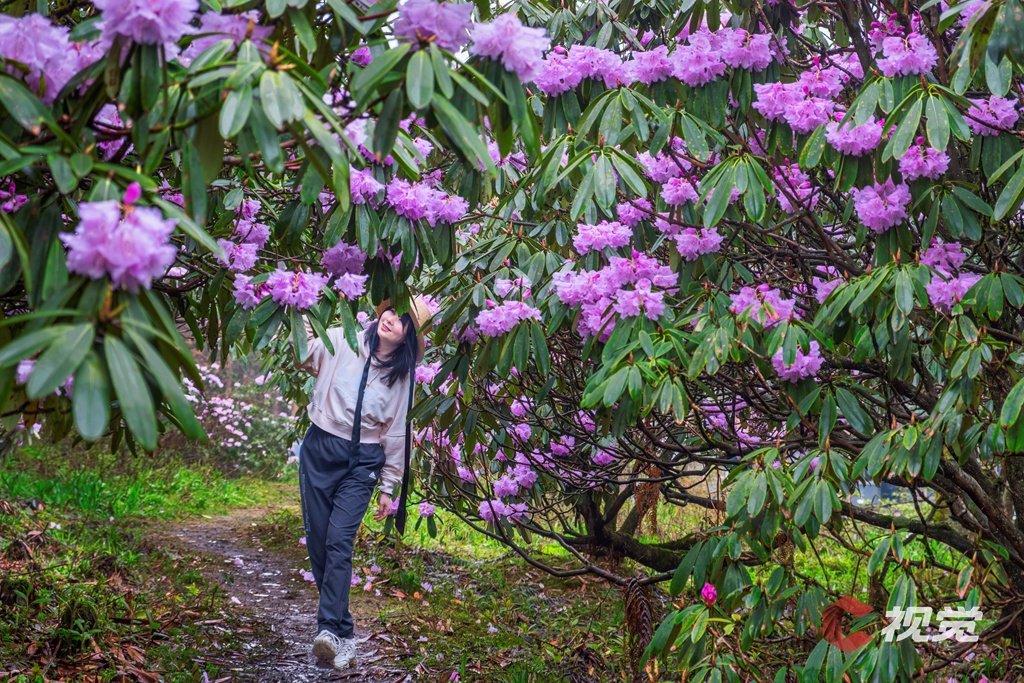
[821,595,875,652]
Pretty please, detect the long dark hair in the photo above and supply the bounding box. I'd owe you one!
[365,309,419,387]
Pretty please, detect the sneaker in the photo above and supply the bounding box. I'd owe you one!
[312,630,343,665]
[332,637,357,670]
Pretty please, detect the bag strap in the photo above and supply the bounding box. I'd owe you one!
[395,365,416,534]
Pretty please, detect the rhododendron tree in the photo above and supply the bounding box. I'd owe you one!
[2,0,1024,680]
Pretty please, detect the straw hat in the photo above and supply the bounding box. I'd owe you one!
[375,295,432,361]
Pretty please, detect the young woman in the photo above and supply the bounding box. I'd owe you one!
[296,296,430,670]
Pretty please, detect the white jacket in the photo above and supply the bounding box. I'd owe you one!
[299,325,409,497]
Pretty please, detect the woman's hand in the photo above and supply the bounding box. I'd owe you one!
[374,493,393,521]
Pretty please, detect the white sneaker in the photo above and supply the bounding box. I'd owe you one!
[332,637,357,670]
[312,630,343,665]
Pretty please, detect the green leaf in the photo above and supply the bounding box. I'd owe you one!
[1000,376,1024,428]
[798,125,827,169]
[259,70,303,129]
[219,84,253,139]
[406,50,434,109]
[0,220,11,270]
[995,164,1024,221]
[925,95,950,151]
[602,367,628,406]
[0,325,71,366]
[432,97,496,174]
[703,163,737,228]
[429,44,454,98]
[835,387,872,434]
[0,75,61,138]
[352,44,411,102]
[26,323,94,399]
[104,335,157,450]
[73,351,110,440]
[891,96,923,160]
[894,270,915,315]
[128,331,206,441]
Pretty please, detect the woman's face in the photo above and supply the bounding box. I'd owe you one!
[378,308,408,347]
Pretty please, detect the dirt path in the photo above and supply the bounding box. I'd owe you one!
[149,507,412,682]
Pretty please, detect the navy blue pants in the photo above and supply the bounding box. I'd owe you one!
[298,423,386,638]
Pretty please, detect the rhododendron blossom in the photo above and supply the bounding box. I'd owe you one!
[393,0,473,51]
[475,301,542,337]
[61,190,178,292]
[825,116,884,156]
[851,179,911,232]
[469,14,549,81]
[966,96,1019,136]
[264,269,329,310]
[876,32,937,77]
[94,0,198,48]
[573,220,633,254]
[772,341,825,382]
[729,285,799,328]
[898,139,950,180]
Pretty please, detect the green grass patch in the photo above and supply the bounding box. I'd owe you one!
[0,444,286,520]
[0,501,248,681]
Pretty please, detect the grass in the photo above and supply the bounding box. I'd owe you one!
[0,444,286,519]
[0,444,286,681]
[0,500,250,681]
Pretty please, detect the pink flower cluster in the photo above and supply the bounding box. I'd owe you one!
[898,138,950,180]
[851,179,911,232]
[394,0,473,52]
[386,178,469,225]
[729,285,799,328]
[662,177,700,206]
[533,45,621,95]
[617,198,653,226]
[825,116,885,156]
[554,250,677,338]
[264,269,329,310]
[922,241,979,311]
[178,11,272,64]
[771,341,825,382]
[812,266,843,303]
[321,241,368,299]
[754,81,837,134]
[475,300,542,337]
[351,169,385,205]
[469,14,549,81]
[0,14,103,103]
[966,96,1019,136]
[61,186,178,292]
[479,498,528,522]
[216,240,259,272]
[672,228,723,261]
[216,198,269,273]
[773,163,819,214]
[0,178,27,214]
[418,501,436,517]
[233,268,325,311]
[94,0,198,48]
[532,27,777,96]
[876,32,937,77]
[637,139,692,183]
[573,220,633,254]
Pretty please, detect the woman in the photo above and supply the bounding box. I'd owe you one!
[296,296,430,670]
